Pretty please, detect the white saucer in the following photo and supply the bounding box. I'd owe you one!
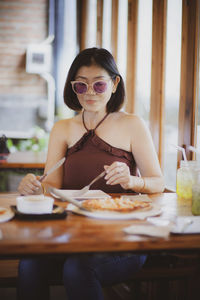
[0,207,14,223]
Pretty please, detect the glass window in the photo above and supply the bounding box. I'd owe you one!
[163,0,182,190]
[135,0,152,124]
[102,0,112,51]
[55,0,78,119]
[117,0,128,81]
[195,5,200,161]
[86,0,97,47]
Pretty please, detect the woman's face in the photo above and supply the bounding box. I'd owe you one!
[73,64,119,113]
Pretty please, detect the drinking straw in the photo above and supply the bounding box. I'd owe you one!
[172,143,194,175]
[188,145,200,154]
[171,144,187,162]
[171,144,196,182]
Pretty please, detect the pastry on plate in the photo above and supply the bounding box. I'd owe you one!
[81,197,152,213]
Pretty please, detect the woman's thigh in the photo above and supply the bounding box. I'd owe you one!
[64,253,147,287]
[18,253,146,288]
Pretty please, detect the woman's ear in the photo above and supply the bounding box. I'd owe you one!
[112,76,120,93]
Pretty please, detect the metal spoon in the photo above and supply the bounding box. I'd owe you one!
[48,187,91,211]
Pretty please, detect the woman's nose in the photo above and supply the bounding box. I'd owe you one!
[86,84,96,95]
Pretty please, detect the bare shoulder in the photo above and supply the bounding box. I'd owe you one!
[115,111,146,127]
[51,114,80,134]
[114,112,150,143]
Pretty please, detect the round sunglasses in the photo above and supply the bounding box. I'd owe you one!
[71,79,112,95]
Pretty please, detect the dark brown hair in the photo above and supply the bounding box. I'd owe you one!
[63,47,125,112]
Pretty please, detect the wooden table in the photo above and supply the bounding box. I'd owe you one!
[0,193,200,257]
[0,151,46,169]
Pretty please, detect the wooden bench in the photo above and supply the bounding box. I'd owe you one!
[0,260,19,287]
[1,253,200,300]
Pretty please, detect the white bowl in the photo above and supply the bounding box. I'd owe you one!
[16,195,54,214]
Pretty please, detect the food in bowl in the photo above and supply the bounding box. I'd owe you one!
[16,195,54,214]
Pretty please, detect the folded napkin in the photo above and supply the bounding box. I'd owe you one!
[123,218,172,238]
[124,216,200,238]
[171,216,200,234]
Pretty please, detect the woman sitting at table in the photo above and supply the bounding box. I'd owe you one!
[18,47,165,300]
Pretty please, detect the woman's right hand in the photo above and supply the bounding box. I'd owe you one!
[18,173,43,195]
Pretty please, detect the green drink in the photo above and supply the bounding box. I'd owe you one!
[192,171,200,215]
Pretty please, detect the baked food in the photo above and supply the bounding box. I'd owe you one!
[81,197,151,213]
[16,195,54,214]
[0,208,7,215]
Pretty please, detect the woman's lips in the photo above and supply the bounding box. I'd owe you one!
[85,100,97,104]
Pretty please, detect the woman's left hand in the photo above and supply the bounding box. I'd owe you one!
[104,162,132,190]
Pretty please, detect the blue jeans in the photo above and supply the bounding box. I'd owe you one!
[17,253,146,300]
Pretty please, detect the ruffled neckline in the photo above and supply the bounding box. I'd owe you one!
[66,130,133,161]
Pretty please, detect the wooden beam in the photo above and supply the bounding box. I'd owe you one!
[125,0,138,113]
[150,0,167,165]
[111,0,119,61]
[178,0,199,163]
[80,0,88,50]
[97,0,103,46]
[80,0,97,50]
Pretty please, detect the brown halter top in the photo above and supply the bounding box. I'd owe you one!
[62,112,137,193]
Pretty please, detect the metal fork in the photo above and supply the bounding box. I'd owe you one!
[72,170,106,197]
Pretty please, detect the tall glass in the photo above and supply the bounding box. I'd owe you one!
[192,170,200,215]
[176,161,200,205]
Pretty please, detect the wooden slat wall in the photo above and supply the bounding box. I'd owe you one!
[178,0,199,163]
[125,0,138,113]
[78,0,200,171]
[150,0,167,165]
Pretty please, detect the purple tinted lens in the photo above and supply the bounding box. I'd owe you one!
[93,81,107,93]
[74,82,87,94]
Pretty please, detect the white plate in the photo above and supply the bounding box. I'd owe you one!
[66,203,162,220]
[0,207,14,223]
[50,189,111,200]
